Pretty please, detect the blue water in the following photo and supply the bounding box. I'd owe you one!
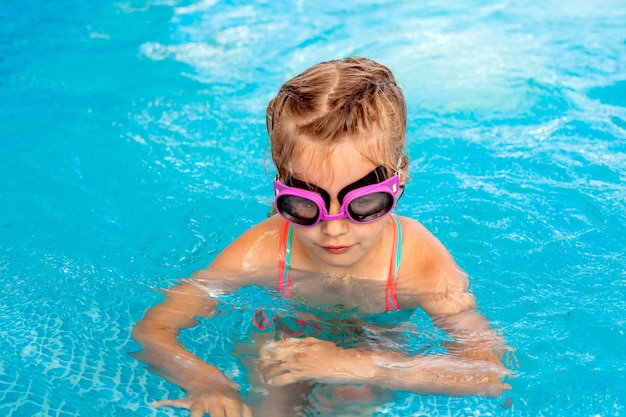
[1,0,625,415]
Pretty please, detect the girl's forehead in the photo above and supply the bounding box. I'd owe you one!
[288,143,380,189]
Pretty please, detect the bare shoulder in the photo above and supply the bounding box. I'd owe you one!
[396,216,461,276]
[396,216,475,314]
[199,214,284,278]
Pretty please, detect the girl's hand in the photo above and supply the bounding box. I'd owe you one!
[151,389,253,417]
[258,337,366,386]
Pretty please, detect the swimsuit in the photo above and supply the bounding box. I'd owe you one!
[277,214,403,312]
[250,215,403,343]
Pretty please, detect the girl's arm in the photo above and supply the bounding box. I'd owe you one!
[131,217,281,416]
[131,278,234,391]
[370,304,514,397]
[257,304,512,398]
[132,219,278,398]
[131,277,254,416]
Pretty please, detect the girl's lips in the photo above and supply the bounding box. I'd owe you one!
[322,246,350,254]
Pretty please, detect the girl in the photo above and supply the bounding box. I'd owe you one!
[132,57,512,417]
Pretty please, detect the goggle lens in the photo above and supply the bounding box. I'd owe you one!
[347,192,394,222]
[277,195,320,226]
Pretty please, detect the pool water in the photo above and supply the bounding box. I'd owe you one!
[1,0,625,415]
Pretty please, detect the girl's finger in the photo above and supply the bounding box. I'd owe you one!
[151,399,186,409]
[242,404,254,417]
[190,407,209,417]
[223,400,254,417]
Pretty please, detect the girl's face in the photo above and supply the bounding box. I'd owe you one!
[286,141,394,274]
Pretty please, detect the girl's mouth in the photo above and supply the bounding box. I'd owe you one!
[322,246,350,254]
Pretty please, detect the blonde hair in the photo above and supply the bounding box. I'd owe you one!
[266,57,409,180]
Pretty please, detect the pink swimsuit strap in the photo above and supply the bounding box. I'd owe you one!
[385,214,402,312]
[277,220,292,297]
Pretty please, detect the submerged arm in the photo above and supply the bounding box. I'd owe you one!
[131,277,234,392]
[367,305,513,397]
[131,275,255,416]
[132,217,283,415]
[258,304,512,397]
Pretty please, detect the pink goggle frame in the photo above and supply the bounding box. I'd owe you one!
[273,166,402,227]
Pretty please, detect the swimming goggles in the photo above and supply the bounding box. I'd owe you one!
[273,166,403,227]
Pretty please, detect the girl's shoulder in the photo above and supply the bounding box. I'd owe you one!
[396,215,448,252]
[396,215,469,297]
[209,214,284,275]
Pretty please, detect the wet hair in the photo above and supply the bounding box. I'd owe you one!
[266,57,409,180]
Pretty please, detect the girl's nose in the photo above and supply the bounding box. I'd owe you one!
[320,200,349,236]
